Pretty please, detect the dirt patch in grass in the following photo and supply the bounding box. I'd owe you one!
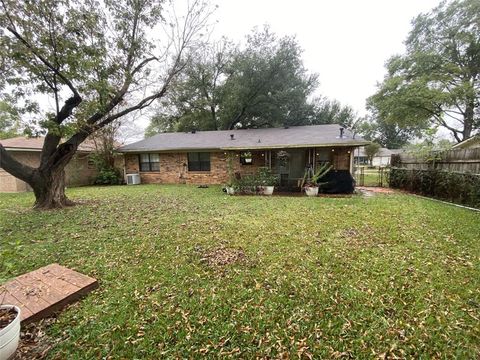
[14,318,56,360]
[200,247,247,267]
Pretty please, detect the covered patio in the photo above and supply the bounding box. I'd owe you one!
[230,146,354,191]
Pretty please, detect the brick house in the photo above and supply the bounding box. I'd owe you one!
[119,124,369,190]
[0,136,98,192]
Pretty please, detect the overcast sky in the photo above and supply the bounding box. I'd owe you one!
[211,0,442,116]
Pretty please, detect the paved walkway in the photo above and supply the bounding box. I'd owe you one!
[0,263,98,323]
[356,186,397,197]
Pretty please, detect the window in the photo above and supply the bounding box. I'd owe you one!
[355,156,369,165]
[87,158,96,170]
[188,152,210,171]
[139,153,160,172]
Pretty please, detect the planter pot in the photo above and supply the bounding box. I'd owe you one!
[304,186,319,197]
[225,186,235,195]
[262,186,274,196]
[0,305,21,360]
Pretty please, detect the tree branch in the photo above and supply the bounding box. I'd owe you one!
[0,144,36,183]
[5,26,81,100]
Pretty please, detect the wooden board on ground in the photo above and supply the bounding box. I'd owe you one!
[0,263,98,324]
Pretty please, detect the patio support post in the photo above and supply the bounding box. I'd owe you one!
[313,148,316,172]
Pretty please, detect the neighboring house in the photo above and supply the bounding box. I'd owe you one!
[354,147,405,167]
[0,136,98,192]
[452,135,480,149]
[118,124,369,189]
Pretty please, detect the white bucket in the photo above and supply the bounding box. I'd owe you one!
[262,186,274,196]
[304,186,319,197]
[0,305,21,360]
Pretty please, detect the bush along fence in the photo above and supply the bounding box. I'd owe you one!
[390,168,480,208]
[390,148,480,208]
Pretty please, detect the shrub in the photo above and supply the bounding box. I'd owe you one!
[94,167,123,185]
[233,167,279,194]
[390,168,480,208]
[233,174,257,194]
[255,167,279,186]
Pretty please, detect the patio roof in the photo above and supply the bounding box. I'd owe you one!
[119,124,369,152]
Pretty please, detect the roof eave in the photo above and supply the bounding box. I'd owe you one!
[118,141,369,153]
[3,147,92,153]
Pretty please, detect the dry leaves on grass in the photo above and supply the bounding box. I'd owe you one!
[14,317,57,360]
[200,246,247,267]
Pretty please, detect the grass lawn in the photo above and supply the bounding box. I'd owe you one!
[1,185,479,358]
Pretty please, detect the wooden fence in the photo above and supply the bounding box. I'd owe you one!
[392,148,480,174]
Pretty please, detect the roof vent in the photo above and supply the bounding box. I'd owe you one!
[191,129,196,134]
[230,134,235,140]
[339,127,344,138]
[284,125,289,129]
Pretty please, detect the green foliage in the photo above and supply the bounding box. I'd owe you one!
[390,168,480,208]
[1,185,479,357]
[231,174,257,194]
[364,142,381,165]
[94,167,122,185]
[232,167,279,193]
[146,27,358,135]
[405,140,453,162]
[255,167,279,186]
[0,100,21,139]
[300,162,333,187]
[368,0,480,142]
[358,115,420,149]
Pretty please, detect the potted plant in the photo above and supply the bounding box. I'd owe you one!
[256,167,278,195]
[0,305,21,359]
[240,151,253,164]
[301,162,332,197]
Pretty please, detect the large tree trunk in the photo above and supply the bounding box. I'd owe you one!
[463,100,474,141]
[31,168,74,209]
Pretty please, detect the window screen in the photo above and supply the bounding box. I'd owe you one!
[139,153,160,171]
[188,152,210,171]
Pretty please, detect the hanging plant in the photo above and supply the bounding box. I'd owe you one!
[240,151,253,164]
[277,150,289,167]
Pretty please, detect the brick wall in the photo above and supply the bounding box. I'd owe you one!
[123,148,356,186]
[0,151,98,192]
[125,150,270,185]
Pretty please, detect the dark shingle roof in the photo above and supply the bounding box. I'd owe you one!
[0,136,98,152]
[119,125,368,152]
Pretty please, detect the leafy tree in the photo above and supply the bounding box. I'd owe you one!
[221,27,318,129]
[368,0,480,143]
[145,38,234,135]
[147,27,359,134]
[0,0,211,208]
[364,142,381,166]
[359,115,420,149]
[0,101,21,139]
[146,27,360,135]
[310,98,356,126]
[90,122,122,185]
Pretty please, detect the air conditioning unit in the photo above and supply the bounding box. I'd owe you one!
[126,173,141,185]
